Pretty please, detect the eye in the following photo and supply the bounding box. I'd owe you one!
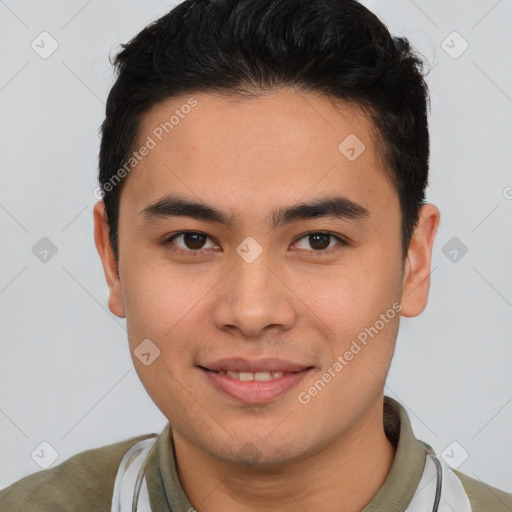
[164,231,219,254]
[292,231,347,253]
[163,230,348,256]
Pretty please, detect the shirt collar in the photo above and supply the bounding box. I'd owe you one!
[361,396,428,511]
[146,395,428,511]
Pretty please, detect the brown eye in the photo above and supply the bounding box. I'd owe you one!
[308,233,331,250]
[293,232,347,252]
[165,231,218,253]
[182,232,207,249]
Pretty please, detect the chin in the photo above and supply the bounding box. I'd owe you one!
[211,438,310,471]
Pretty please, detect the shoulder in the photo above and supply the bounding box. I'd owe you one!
[453,468,512,512]
[0,433,155,512]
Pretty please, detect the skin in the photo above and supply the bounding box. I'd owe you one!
[94,88,440,512]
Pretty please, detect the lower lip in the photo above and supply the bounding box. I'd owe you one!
[200,368,312,404]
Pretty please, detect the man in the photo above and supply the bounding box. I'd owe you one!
[1,0,510,510]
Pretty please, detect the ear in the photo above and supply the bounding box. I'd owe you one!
[400,203,441,317]
[93,201,126,318]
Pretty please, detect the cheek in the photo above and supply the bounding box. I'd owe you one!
[297,250,401,367]
[122,246,208,324]
[296,259,394,328]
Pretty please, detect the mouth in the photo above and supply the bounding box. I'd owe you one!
[209,369,295,381]
[198,359,314,404]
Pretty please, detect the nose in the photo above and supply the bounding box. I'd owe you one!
[212,247,297,339]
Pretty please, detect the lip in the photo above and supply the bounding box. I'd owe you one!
[199,358,313,404]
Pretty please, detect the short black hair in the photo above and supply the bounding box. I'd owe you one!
[98,0,431,262]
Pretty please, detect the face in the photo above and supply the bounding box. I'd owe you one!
[94,88,439,467]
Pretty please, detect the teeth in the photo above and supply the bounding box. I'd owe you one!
[254,372,272,381]
[222,370,285,381]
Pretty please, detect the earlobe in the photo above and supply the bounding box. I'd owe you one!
[400,203,441,318]
[93,201,126,318]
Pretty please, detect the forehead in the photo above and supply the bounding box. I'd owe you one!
[121,89,397,225]
[137,88,377,157]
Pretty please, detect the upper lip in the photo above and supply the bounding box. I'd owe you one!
[200,357,313,373]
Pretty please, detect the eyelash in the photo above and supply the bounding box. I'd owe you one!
[162,231,349,256]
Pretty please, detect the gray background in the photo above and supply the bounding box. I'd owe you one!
[1,0,511,494]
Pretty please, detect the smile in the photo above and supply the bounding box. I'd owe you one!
[216,370,286,381]
[199,361,313,404]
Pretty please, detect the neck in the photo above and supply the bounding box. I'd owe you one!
[172,397,395,512]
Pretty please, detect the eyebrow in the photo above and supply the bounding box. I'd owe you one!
[140,194,370,229]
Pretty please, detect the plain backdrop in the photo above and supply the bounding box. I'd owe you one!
[1,0,511,494]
